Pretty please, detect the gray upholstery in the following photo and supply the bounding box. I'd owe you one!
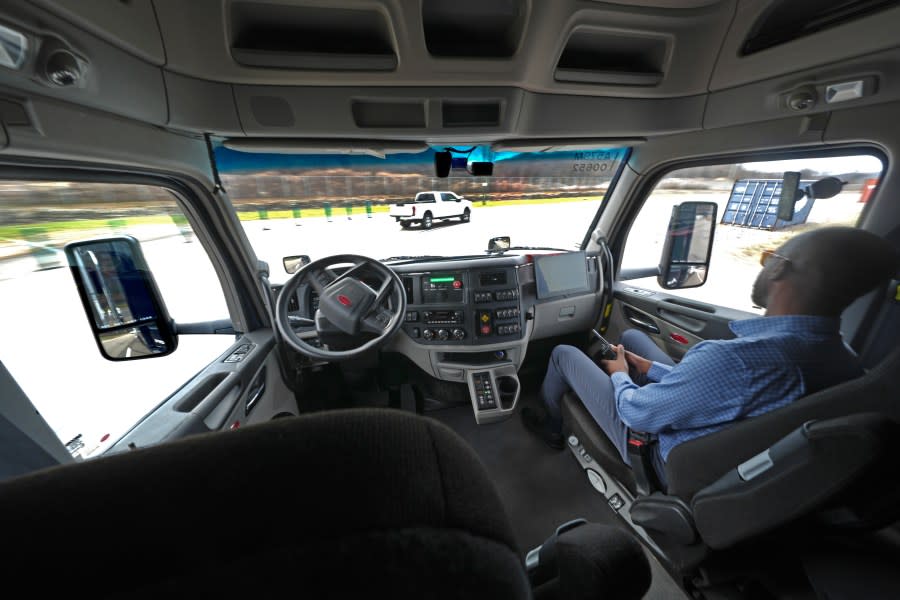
[665,344,900,501]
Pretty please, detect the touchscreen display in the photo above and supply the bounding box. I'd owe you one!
[534,251,590,299]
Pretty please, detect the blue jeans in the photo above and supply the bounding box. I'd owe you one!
[540,329,675,481]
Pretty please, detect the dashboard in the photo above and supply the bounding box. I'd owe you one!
[282,252,602,423]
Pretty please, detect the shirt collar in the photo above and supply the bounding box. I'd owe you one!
[729,315,842,337]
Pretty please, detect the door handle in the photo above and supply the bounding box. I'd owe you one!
[245,368,267,415]
[628,315,660,333]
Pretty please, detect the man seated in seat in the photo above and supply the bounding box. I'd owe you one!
[523,226,899,485]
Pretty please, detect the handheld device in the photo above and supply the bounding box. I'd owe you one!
[589,330,618,361]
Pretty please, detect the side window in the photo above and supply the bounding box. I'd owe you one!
[416,193,436,203]
[441,192,456,202]
[620,154,884,313]
[0,180,233,458]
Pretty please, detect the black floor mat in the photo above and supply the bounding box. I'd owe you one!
[428,402,622,551]
[427,402,688,599]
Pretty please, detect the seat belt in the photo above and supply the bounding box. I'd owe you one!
[627,430,664,496]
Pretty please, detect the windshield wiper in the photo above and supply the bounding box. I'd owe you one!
[381,255,445,262]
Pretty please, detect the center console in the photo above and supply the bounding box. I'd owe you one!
[399,266,523,345]
[385,258,532,424]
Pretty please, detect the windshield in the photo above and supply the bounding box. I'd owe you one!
[215,145,627,283]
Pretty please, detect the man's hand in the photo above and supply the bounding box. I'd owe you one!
[600,344,628,375]
[624,350,652,376]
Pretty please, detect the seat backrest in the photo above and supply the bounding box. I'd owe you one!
[665,344,900,501]
[0,408,531,598]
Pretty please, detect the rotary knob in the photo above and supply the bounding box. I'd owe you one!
[423,329,435,341]
[437,329,450,341]
[452,328,465,340]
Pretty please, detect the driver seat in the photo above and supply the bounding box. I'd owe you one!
[0,408,650,598]
[561,342,900,574]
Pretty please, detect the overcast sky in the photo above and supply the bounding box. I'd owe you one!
[742,154,883,175]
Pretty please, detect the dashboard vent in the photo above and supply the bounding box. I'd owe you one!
[230,2,397,71]
[422,0,526,58]
[555,29,667,86]
[402,276,414,303]
[741,0,897,56]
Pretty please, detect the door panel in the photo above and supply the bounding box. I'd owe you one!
[106,329,296,453]
[607,283,752,361]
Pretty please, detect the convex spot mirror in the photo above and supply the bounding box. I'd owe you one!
[65,236,177,360]
[283,254,311,274]
[658,202,717,290]
[488,236,511,253]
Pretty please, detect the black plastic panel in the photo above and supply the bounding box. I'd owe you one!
[230,2,397,71]
[422,0,526,58]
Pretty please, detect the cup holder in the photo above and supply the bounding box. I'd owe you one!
[497,376,519,409]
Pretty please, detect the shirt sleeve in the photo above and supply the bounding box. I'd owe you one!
[612,342,749,434]
[647,361,672,382]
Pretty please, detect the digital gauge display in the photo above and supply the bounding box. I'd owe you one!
[422,273,464,303]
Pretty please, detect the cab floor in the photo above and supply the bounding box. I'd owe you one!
[427,402,688,600]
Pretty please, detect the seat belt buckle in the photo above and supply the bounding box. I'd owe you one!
[627,430,655,449]
[627,429,663,495]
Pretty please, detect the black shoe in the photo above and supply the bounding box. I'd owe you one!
[521,406,564,450]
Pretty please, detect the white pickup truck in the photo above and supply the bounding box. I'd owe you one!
[389,191,472,229]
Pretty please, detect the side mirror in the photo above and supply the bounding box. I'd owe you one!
[65,236,177,360]
[488,236,511,253]
[658,202,717,290]
[778,171,802,221]
[779,172,845,220]
[283,254,311,274]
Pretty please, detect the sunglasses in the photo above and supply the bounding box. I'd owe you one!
[760,249,791,267]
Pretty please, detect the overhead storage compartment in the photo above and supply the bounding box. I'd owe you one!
[229,2,397,71]
[554,28,669,86]
[741,0,898,56]
[422,0,526,58]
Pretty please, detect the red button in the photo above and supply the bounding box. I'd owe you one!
[338,295,352,307]
[481,325,491,335]
[452,280,462,289]
[670,333,689,345]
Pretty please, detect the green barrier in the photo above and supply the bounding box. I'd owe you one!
[345,204,353,220]
[107,218,127,231]
[365,201,373,218]
[257,208,269,221]
[292,205,302,226]
[324,202,332,221]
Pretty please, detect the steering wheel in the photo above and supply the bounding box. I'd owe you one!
[274,254,407,361]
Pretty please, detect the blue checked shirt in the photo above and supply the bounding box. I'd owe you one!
[610,315,865,460]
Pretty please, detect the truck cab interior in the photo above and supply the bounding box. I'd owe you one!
[1,1,899,598]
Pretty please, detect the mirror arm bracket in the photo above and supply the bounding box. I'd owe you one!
[173,319,236,335]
